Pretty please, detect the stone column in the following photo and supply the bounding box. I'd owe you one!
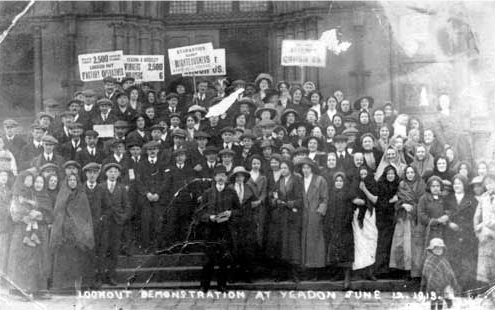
[113,23,127,51]
[62,16,81,98]
[139,26,152,54]
[32,24,44,115]
[305,16,319,85]
[128,24,138,54]
[295,21,306,84]
[349,7,370,97]
[285,23,295,83]
[275,22,285,81]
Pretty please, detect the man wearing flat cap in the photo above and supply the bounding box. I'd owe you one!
[3,119,26,160]
[102,76,118,102]
[102,120,128,155]
[121,77,135,91]
[158,128,187,167]
[81,89,98,127]
[59,122,86,161]
[19,124,46,170]
[334,134,354,172]
[75,130,106,168]
[31,135,65,169]
[162,93,183,120]
[90,98,118,128]
[162,146,196,247]
[256,119,282,151]
[219,127,241,156]
[192,78,215,108]
[188,131,211,172]
[55,110,75,145]
[96,162,131,286]
[101,139,132,185]
[135,140,167,250]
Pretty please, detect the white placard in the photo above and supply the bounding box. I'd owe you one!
[123,55,165,82]
[78,50,126,82]
[281,40,327,67]
[168,43,215,75]
[183,49,226,77]
[93,124,114,138]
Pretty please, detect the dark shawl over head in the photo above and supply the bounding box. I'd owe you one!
[411,145,434,178]
[50,175,94,251]
[33,175,54,224]
[396,165,426,221]
[377,165,400,200]
[12,170,34,198]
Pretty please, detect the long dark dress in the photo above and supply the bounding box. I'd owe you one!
[374,166,400,275]
[266,174,303,265]
[50,181,94,291]
[0,183,13,275]
[444,193,478,291]
[325,184,354,267]
[7,171,49,293]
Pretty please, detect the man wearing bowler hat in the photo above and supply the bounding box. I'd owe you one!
[334,134,354,172]
[97,162,131,286]
[136,140,166,250]
[198,165,240,292]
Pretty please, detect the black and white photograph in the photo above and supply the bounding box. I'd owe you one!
[0,0,494,309]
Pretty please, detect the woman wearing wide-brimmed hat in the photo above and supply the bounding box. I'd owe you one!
[252,73,273,107]
[295,157,328,277]
[228,166,257,282]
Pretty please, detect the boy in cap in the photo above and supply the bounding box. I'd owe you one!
[96,163,131,286]
[101,139,132,185]
[102,120,129,155]
[121,77,135,91]
[19,124,46,170]
[162,146,196,247]
[199,165,240,292]
[125,139,143,250]
[82,162,103,287]
[3,119,26,160]
[102,76,118,101]
[31,135,65,169]
[334,135,353,171]
[136,140,166,250]
[55,110,75,145]
[75,130,105,168]
[81,89,98,123]
[59,122,85,161]
[159,128,187,167]
[90,98,117,127]
[201,146,219,179]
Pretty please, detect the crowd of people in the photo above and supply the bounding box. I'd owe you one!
[0,72,493,303]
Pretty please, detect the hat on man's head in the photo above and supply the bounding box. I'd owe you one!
[114,120,128,129]
[126,139,142,149]
[259,140,273,149]
[60,111,75,119]
[30,123,46,131]
[173,146,188,157]
[41,135,58,145]
[204,146,218,155]
[188,105,207,116]
[237,98,256,108]
[258,119,277,128]
[83,162,101,172]
[68,122,83,130]
[293,147,309,156]
[218,148,235,157]
[213,165,227,176]
[150,124,165,133]
[195,131,211,140]
[103,162,122,172]
[121,77,135,84]
[82,89,96,97]
[85,130,98,138]
[171,128,187,139]
[342,127,359,137]
[143,140,160,150]
[427,238,446,250]
[333,134,348,143]
[3,119,18,127]
[115,91,129,100]
[37,112,54,121]
[166,92,179,100]
[255,105,277,120]
[239,130,256,141]
[169,112,182,120]
[220,127,236,135]
[109,138,125,147]
[97,98,113,106]
[103,76,117,84]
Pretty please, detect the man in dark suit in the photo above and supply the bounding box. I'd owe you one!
[3,119,26,160]
[102,120,129,155]
[97,163,131,286]
[161,93,184,120]
[200,146,219,179]
[159,128,187,168]
[54,111,75,146]
[219,127,241,155]
[102,76,118,103]
[59,122,85,161]
[30,135,65,169]
[80,89,99,131]
[135,141,166,250]
[75,130,106,168]
[90,98,118,129]
[198,165,240,292]
[19,124,46,170]
[192,79,216,108]
[188,131,210,171]
[124,139,143,251]
[162,147,197,246]
[334,135,354,172]
[82,162,103,287]
[101,139,132,185]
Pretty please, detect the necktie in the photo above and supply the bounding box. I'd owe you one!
[134,156,138,163]
[91,149,94,156]
[109,182,115,193]
[172,107,175,113]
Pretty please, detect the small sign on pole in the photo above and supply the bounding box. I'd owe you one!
[168,42,215,75]
[183,49,226,77]
[78,50,126,82]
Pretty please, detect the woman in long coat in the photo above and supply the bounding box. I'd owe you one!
[373,165,400,276]
[296,157,328,275]
[50,173,94,291]
[246,155,268,250]
[267,159,303,281]
[7,170,50,297]
[325,172,354,289]
[389,165,426,279]
[444,174,478,292]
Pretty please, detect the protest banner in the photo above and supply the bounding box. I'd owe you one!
[168,42,215,75]
[93,124,114,138]
[183,48,226,77]
[78,50,126,82]
[123,55,165,82]
[281,40,327,68]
